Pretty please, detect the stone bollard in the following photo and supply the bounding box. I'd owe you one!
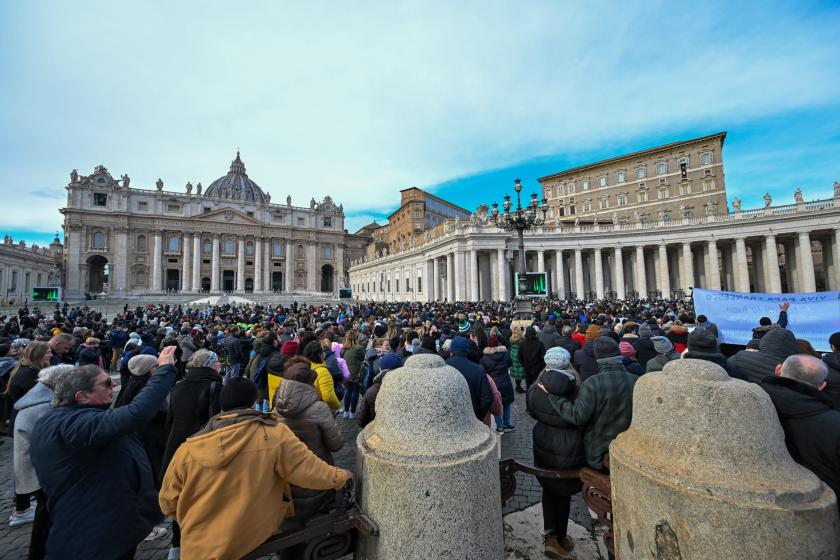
[610,359,839,560]
[355,354,503,559]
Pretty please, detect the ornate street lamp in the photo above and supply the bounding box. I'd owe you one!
[489,178,549,300]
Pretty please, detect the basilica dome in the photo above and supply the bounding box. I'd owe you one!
[204,152,267,203]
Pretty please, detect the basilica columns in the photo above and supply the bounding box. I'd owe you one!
[182,233,192,292]
[192,235,201,292]
[706,240,721,290]
[554,250,566,299]
[798,232,817,292]
[734,237,750,292]
[574,248,584,299]
[114,228,128,294]
[657,244,670,297]
[469,250,479,301]
[236,237,245,292]
[455,250,466,300]
[432,258,440,300]
[681,243,694,292]
[537,250,545,273]
[211,235,220,293]
[594,248,604,299]
[254,237,263,292]
[764,236,782,293]
[496,248,508,301]
[614,247,625,300]
[285,240,293,292]
[635,246,647,297]
[446,252,455,300]
[151,232,162,292]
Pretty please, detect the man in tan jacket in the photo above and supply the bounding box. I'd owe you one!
[159,378,352,560]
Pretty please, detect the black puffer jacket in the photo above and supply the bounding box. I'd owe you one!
[727,328,798,384]
[573,340,599,382]
[275,379,343,526]
[635,336,657,370]
[519,336,546,384]
[526,368,584,495]
[555,335,579,359]
[537,325,562,353]
[822,352,840,409]
[761,375,840,511]
[481,346,514,405]
[115,373,167,488]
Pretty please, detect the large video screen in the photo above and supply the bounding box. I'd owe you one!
[515,272,548,298]
[339,288,353,299]
[32,286,62,302]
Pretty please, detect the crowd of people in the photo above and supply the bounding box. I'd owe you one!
[0,296,838,560]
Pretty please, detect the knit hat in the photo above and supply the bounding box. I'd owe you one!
[284,362,317,384]
[451,336,471,354]
[544,347,571,369]
[618,341,636,358]
[411,338,422,353]
[487,335,500,348]
[280,340,299,357]
[651,336,673,354]
[128,354,158,376]
[373,323,387,338]
[421,335,437,352]
[379,353,403,372]
[639,323,652,337]
[219,377,258,411]
[458,320,471,335]
[594,337,621,359]
[830,331,840,350]
[585,325,602,341]
[688,328,717,353]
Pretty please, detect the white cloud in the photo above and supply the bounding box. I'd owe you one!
[1,1,839,233]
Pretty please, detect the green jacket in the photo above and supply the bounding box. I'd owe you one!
[547,358,636,470]
[509,342,525,381]
[343,344,366,383]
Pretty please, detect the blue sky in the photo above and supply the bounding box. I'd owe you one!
[1,1,839,244]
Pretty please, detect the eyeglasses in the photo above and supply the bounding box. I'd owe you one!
[91,377,114,390]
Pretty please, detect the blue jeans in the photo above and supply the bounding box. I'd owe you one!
[223,362,241,385]
[494,403,512,429]
[343,382,360,413]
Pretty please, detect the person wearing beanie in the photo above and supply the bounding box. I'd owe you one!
[821,332,840,408]
[519,327,547,389]
[680,327,742,380]
[618,341,643,376]
[573,328,600,383]
[635,322,657,371]
[160,378,352,560]
[727,327,799,384]
[298,341,341,411]
[526,345,584,559]
[446,337,493,421]
[356,352,403,428]
[645,336,680,373]
[481,335,515,433]
[160,347,224,558]
[536,336,636,472]
[752,302,790,340]
[78,337,103,369]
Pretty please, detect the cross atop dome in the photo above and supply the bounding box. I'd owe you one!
[229,150,246,175]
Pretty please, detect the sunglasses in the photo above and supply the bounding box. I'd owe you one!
[91,377,114,390]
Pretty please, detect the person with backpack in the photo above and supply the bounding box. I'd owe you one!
[361,338,390,392]
[341,330,366,419]
[161,348,224,560]
[301,341,341,411]
[218,325,246,384]
[247,333,279,412]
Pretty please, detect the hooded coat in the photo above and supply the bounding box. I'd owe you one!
[537,324,563,352]
[30,365,175,560]
[821,352,840,409]
[13,382,53,494]
[635,327,658,370]
[573,340,599,382]
[519,335,546,385]
[727,328,798,384]
[114,370,168,487]
[159,409,349,560]
[274,379,344,525]
[343,343,366,383]
[481,345,514,405]
[446,339,493,420]
[761,376,840,511]
[526,368,585,495]
[161,366,223,478]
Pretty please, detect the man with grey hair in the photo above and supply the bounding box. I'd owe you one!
[30,346,177,559]
[13,364,74,559]
[48,333,75,366]
[762,354,840,512]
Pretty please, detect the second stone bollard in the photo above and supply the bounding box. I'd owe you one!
[355,354,503,559]
[610,359,839,560]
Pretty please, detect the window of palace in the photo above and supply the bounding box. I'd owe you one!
[136,235,147,252]
[92,231,106,249]
[617,171,626,183]
[138,201,149,211]
[637,190,648,203]
[297,217,305,225]
[583,200,592,212]
[679,182,691,196]
[272,241,283,257]
[224,239,235,254]
[678,156,689,167]
[704,169,712,177]
[617,193,628,206]
[581,179,590,191]
[658,187,670,200]
[323,217,332,227]
[323,245,334,259]
[656,161,668,174]
[599,176,608,187]
[567,182,575,194]
[701,151,713,165]
[93,193,108,207]
[203,239,211,254]
[167,203,181,213]
[246,240,255,256]
[167,235,179,252]
[599,197,609,210]
[636,166,646,179]
[703,179,716,192]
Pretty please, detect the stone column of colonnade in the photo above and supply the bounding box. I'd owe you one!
[192,235,201,292]
[211,235,220,292]
[446,253,455,300]
[555,250,566,299]
[798,232,817,293]
[254,237,263,292]
[469,250,480,301]
[181,233,192,292]
[151,231,162,292]
[614,247,625,299]
[236,237,246,292]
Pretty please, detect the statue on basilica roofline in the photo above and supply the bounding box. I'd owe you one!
[310,197,316,209]
[265,191,271,204]
[196,182,202,195]
[834,181,840,198]
[70,169,79,184]
[121,174,131,188]
[763,193,772,208]
[794,187,804,204]
[732,198,742,212]
[156,178,164,191]
[186,181,193,194]
[287,195,292,205]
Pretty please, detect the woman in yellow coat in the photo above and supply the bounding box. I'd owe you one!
[301,341,341,411]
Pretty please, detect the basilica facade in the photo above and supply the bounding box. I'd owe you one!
[61,153,348,298]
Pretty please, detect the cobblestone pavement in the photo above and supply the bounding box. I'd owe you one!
[0,389,593,559]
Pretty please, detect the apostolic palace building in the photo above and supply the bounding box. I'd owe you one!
[61,153,357,299]
[349,133,840,302]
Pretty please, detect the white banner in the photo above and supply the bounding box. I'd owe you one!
[693,289,840,351]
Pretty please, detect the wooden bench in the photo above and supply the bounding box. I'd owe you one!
[242,482,378,560]
[499,458,614,557]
